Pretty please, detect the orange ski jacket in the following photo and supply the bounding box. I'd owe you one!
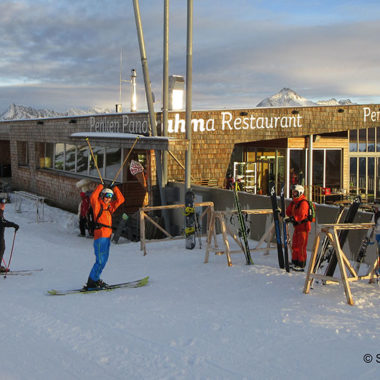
[90,184,125,240]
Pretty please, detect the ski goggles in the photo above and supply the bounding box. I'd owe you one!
[0,198,6,204]
[103,193,113,199]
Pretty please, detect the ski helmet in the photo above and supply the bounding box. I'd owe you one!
[101,188,114,198]
[292,184,304,197]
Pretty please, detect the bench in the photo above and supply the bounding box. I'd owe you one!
[13,191,45,223]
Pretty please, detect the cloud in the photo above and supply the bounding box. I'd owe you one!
[0,0,380,112]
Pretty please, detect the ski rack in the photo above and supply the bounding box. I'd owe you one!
[304,222,378,306]
[204,209,276,267]
[139,202,214,255]
[14,191,46,223]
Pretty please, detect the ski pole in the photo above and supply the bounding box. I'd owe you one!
[4,230,17,279]
[111,135,140,186]
[85,137,104,184]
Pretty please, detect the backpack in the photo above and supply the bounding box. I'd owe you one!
[296,199,316,223]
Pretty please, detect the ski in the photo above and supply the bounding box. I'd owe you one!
[280,184,290,272]
[185,190,196,249]
[232,183,253,265]
[2,268,43,276]
[324,195,361,277]
[270,182,284,269]
[47,276,149,296]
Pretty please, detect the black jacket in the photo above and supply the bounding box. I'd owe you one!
[0,209,17,239]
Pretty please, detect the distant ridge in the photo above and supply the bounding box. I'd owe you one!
[0,104,112,121]
[256,88,354,107]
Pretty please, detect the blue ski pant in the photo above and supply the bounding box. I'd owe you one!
[89,237,111,282]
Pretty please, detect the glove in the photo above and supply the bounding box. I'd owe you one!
[14,224,19,232]
[284,216,297,226]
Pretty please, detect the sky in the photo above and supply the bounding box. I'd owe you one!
[1,0,380,113]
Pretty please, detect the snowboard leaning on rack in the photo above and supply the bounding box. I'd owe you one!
[280,185,290,272]
[112,213,129,244]
[232,183,253,265]
[354,211,376,273]
[324,195,362,277]
[185,190,196,249]
[270,182,285,269]
[313,205,345,275]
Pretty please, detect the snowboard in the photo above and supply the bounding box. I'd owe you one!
[280,185,290,272]
[232,182,253,265]
[112,213,129,244]
[185,190,196,249]
[269,182,285,269]
[324,195,361,277]
[313,205,345,276]
[354,216,375,273]
[47,276,149,296]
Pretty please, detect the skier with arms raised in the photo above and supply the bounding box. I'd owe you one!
[85,184,125,289]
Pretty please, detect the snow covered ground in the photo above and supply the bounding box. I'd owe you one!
[1,197,380,379]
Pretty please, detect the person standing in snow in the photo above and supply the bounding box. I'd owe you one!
[85,184,124,289]
[0,198,19,272]
[78,192,90,237]
[285,184,311,270]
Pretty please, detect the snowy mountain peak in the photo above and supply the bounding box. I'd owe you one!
[257,88,315,107]
[256,88,355,108]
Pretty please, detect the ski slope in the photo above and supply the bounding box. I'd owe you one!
[1,197,379,379]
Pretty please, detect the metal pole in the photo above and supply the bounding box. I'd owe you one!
[308,135,313,200]
[130,69,137,112]
[132,0,157,136]
[185,0,193,191]
[162,0,169,186]
[132,0,169,229]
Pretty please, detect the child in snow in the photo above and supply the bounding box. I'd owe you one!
[85,184,124,290]
[0,198,19,272]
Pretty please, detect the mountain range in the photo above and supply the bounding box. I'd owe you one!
[256,88,354,107]
[0,88,354,120]
[0,104,113,121]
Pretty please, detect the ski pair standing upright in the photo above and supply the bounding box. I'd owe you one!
[269,183,289,272]
[232,183,254,265]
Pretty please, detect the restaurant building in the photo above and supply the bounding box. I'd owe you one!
[0,103,380,212]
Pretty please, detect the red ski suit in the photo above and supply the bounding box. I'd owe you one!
[286,194,311,264]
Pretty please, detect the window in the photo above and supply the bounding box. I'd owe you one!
[359,129,366,152]
[35,142,123,181]
[54,143,65,170]
[89,146,104,177]
[368,128,375,152]
[65,144,76,172]
[350,157,357,195]
[349,130,357,152]
[105,147,121,180]
[17,141,29,166]
[77,145,89,175]
[313,149,341,189]
[312,150,324,186]
[290,150,306,186]
[325,150,341,189]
